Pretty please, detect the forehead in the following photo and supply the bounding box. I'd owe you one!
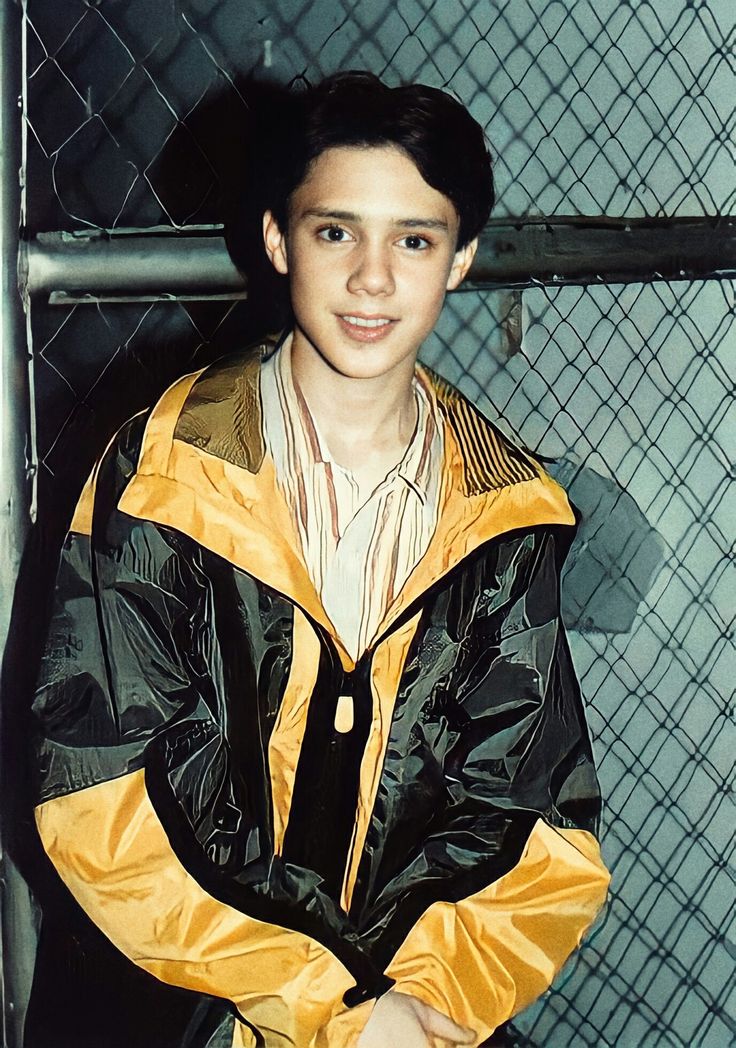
[290,144,459,228]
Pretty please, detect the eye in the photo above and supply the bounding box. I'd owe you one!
[317,225,352,243]
[399,234,431,251]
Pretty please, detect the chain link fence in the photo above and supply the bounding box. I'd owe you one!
[8,1,736,1046]
[23,0,736,232]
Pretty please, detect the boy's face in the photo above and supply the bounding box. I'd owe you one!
[263,145,477,384]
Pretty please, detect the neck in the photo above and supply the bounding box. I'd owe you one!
[289,331,418,475]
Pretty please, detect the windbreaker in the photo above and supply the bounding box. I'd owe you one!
[32,342,610,1048]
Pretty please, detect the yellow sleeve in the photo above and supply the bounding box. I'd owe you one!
[383,819,610,1045]
[35,770,362,1048]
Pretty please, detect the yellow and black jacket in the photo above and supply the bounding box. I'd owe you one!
[32,343,610,1048]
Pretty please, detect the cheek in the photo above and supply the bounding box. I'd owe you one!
[412,251,455,294]
[290,244,338,292]
[417,265,452,311]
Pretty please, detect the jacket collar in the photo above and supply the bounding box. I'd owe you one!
[119,341,574,669]
[171,339,544,498]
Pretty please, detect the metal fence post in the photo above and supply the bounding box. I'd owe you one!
[1,2,38,1046]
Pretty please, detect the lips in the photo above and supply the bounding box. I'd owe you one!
[337,313,397,343]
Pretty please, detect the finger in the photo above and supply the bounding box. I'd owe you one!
[419,1003,476,1044]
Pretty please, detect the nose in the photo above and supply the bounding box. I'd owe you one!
[346,241,395,296]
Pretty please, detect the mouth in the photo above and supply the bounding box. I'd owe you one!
[337,314,397,342]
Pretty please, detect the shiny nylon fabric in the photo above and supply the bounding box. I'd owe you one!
[32,355,605,1044]
[33,414,386,995]
[347,524,601,965]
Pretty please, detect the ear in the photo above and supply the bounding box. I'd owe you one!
[263,210,289,275]
[446,236,478,291]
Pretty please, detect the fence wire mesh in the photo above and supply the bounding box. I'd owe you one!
[24,0,736,232]
[15,1,736,1046]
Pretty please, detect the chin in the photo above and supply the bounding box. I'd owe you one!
[326,335,421,380]
[326,353,411,382]
[292,319,424,384]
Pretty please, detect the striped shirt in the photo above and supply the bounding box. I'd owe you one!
[261,335,443,660]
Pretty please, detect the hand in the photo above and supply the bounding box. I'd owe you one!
[356,990,475,1048]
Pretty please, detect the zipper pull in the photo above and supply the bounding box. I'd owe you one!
[335,669,355,733]
[334,693,354,733]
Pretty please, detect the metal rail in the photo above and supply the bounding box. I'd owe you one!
[470,215,736,288]
[21,216,736,302]
[23,231,247,300]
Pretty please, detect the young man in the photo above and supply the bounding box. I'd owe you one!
[32,74,609,1047]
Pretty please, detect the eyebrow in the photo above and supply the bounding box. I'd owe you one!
[300,208,450,231]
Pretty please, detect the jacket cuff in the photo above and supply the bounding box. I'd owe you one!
[385,819,610,1044]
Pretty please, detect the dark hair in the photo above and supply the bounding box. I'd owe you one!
[267,71,494,248]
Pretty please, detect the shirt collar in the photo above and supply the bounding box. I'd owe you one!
[272,332,440,505]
